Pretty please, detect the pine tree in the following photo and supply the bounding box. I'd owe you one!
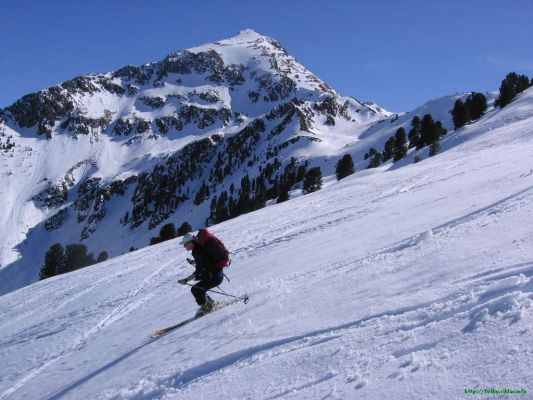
[466,92,487,120]
[250,194,265,211]
[210,196,217,213]
[277,188,289,203]
[150,223,178,245]
[303,167,322,194]
[228,196,237,218]
[63,244,95,274]
[420,114,436,147]
[420,114,446,147]
[393,127,408,162]
[451,99,471,129]
[159,223,177,241]
[39,243,65,280]
[296,164,307,182]
[149,236,161,245]
[237,191,251,215]
[281,158,298,190]
[215,191,229,222]
[382,137,396,161]
[177,222,192,236]
[240,174,251,194]
[194,181,209,205]
[253,176,267,210]
[335,154,355,180]
[495,72,530,108]
[367,151,382,168]
[97,251,109,263]
[429,140,441,157]
[269,179,280,200]
[408,116,422,149]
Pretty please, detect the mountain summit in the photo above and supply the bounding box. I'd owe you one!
[0,30,392,294]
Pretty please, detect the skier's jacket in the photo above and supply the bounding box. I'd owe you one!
[192,229,230,278]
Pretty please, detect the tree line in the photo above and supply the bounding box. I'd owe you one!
[452,71,531,129]
[149,221,192,245]
[39,244,108,280]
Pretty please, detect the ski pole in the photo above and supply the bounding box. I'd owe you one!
[182,282,249,303]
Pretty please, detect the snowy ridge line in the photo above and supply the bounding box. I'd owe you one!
[0,261,171,400]
[376,184,533,255]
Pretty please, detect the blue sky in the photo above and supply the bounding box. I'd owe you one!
[1,0,532,111]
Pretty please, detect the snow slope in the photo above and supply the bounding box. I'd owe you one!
[0,89,532,399]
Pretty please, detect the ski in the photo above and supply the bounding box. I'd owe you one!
[148,294,249,339]
[148,316,200,338]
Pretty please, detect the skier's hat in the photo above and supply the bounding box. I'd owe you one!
[179,233,197,245]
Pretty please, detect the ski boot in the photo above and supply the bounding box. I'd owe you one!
[195,298,216,317]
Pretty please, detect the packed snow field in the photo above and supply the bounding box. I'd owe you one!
[1,90,533,398]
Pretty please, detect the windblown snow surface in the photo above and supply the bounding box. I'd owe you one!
[1,89,533,399]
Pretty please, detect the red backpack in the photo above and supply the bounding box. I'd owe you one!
[196,228,230,269]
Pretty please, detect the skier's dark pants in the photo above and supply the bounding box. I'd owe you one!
[191,270,224,305]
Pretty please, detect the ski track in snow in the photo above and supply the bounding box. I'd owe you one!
[0,262,150,333]
[103,262,533,400]
[0,261,172,400]
[378,184,533,255]
[96,187,533,399]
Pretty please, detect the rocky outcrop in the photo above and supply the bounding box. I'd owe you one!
[6,87,74,137]
[139,96,165,109]
[128,135,222,229]
[179,105,231,130]
[60,110,114,136]
[266,99,313,138]
[156,50,246,87]
[113,65,154,86]
[74,176,137,238]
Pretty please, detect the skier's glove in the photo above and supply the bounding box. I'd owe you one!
[178,278,188,285]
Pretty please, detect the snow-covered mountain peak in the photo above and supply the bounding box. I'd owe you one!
[237,28,263,37]
[163,28,334,100]
[0,29,397,295]
[188,28,284,54]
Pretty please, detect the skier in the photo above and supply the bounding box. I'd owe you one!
[177,231,227,315]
